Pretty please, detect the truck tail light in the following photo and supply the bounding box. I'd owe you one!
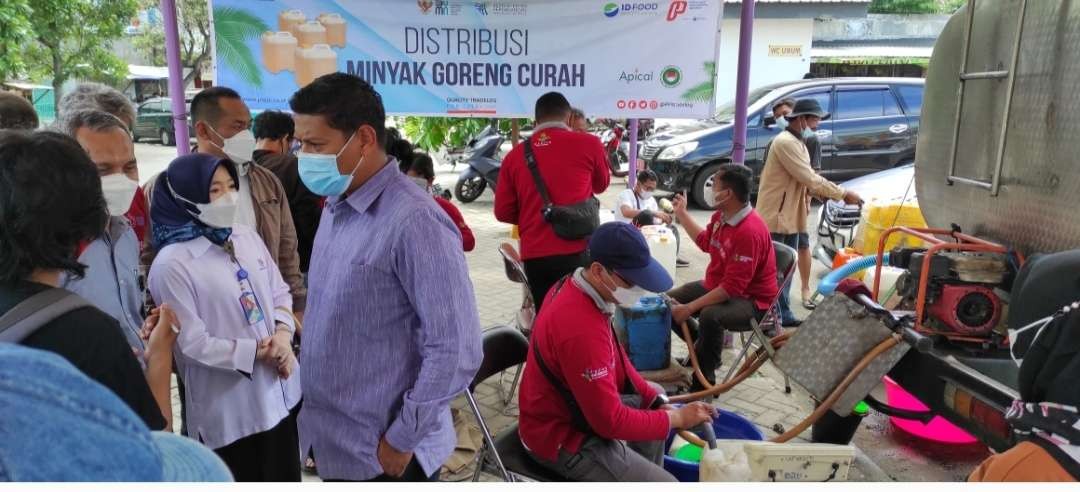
[944,382,1011,441]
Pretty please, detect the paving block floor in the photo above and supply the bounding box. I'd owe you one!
[171,170,837,482]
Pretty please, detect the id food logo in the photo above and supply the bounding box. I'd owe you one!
[661,66,682,88]
[604,2,660,18]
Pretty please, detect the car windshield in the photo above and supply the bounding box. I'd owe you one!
[711,84,786,123]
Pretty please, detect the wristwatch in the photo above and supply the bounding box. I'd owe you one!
[650,394,670,410]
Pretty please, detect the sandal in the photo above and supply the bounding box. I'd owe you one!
[802,298,817,310]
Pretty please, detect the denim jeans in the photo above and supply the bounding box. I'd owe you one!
[0,344,232,481]
[770,232,809,324]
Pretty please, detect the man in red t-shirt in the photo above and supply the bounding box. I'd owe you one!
[668,164,779,390]
[495,92,610,311]
[518,222,715,481]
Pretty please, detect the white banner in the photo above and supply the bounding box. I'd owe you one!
[211,0,723,118]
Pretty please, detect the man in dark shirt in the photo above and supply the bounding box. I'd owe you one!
[0,130,167,430]
[252,110,322,273]
[2,282,167,429]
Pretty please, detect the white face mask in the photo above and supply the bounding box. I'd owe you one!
[209,127,256,165]
[1008,303,1079,367]
[637,189,653,201]
[195,191,240,228]
[602,269,649,307]
[409,176,430,192]
[706,188,730,209]
[100,173,139,217]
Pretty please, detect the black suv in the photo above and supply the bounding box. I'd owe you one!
[643,77,925,208]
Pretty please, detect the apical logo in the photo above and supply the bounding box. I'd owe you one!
[418,0,434,14]
[660,66,682,88]
[603,2,620,17]
[667,0,687,21]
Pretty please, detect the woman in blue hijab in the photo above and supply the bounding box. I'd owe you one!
[148,153,302,481]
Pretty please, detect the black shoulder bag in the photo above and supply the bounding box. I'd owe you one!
[523,140,600,240]
[0,288,90,343]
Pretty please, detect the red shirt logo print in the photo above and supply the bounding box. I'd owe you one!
[582,366,610,382]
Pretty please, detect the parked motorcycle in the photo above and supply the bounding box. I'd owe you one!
[599,123,631,178]
[454,126,504,203]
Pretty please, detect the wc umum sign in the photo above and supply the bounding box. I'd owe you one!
[210,0,723,118]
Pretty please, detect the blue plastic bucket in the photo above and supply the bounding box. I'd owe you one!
[662,409,765,482]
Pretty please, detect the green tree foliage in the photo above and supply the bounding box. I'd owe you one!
[212,7,268,88]
[681,61,717,103]
[0,1,32,82]
[869,0,966,14]
[132,0,210,86]
[22,0,137,108]
[401,117,526,152]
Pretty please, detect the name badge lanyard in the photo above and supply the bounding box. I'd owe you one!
[223,240,271,338]
[223,239,291,407]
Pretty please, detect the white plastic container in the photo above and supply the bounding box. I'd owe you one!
[599,208,616,224]
[294,44,337,88]
[700,440,752,482]
[261,31,298,73]
[277,9,305,36]
[864,265,905,301]
[640,225,677,280]
[744,442,856,482]
[296,20,328,48]
[317,13,347,47]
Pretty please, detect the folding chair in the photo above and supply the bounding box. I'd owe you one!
[467,326,565,482]
[498,242,536,337]
[497,242,535,406]
[721,241,797,393]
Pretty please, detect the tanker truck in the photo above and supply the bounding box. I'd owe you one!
[855,0,1080,452]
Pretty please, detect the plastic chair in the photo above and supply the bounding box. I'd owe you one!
[497,243,534,406]
[468,326,566,482]
[721,241,797,393]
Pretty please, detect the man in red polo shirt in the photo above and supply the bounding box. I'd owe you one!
[518,222,716,481]
[494,92,610,311]
[668,164,779,390]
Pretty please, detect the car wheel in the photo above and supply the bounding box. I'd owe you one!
[132,133,140,143]
[160,128,174,147]
[691,163,723,209]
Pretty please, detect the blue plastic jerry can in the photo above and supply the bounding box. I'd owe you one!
[613,295,672,371]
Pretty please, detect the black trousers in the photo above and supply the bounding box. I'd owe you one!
[523,251,590,313]
[323,457,440,482]
[668,281,762,384]
[214,403,302,482]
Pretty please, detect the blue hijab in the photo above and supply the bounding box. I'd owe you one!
[151,153,239,249]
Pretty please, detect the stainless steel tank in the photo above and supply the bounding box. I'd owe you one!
[916,0,1080,254]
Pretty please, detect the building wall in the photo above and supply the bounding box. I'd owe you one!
[713,18,813,108]
[814,13,950,43]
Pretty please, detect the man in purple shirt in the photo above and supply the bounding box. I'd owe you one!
[290,73,483,482]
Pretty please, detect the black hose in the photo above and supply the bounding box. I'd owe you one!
[864,395,936,424]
